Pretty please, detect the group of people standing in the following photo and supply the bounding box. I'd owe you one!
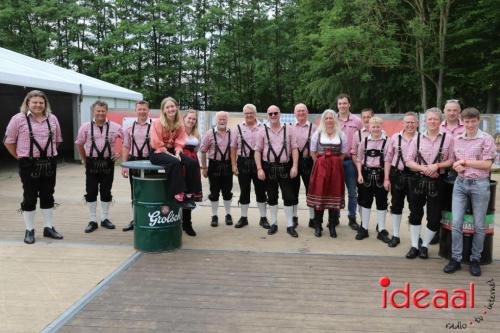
[4,91,495,276]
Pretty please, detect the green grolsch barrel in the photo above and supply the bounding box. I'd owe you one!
[133,175,182,252]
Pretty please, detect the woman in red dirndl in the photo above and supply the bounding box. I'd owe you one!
[307,109,347,238]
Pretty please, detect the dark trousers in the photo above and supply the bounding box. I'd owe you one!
[358,168,388,210]
[389,168,410,215]
[408,177,444,232]
[85,158,114,202]
[150,152,201,196]
[263,162,297,206]
[19,158,57,211]
[208,160,233,201]
[238,172,266,204]
[292,157,312,201]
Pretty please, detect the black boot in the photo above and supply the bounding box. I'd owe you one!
[182,209,196,236]
[314,210,324,237]
[329,218,337,238]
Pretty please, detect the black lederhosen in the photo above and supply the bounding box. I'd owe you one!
[85,122,114,202]
[292,123,313,200]
[236,124,266,205]
[208,129,233,201]
[408,133,447,231]
[358,137,388,210]
[127,121,154,201]
[19,114,57,211]
[263,125,297,207]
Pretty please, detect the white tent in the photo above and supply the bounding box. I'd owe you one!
[0,47,143,159]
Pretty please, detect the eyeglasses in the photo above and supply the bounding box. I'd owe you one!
[446,99,460,104]
[268,112,279,116]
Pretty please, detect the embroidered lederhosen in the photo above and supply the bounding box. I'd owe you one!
[236,124,257,174]
[362,136,386,189]
[23,114,56,178]
[88,122,114,174]
[391,134,417,191]
[413,132,447,197]
[263,124,290,180]
[298,123,314,175]
[128,121,151,161]
[209,128,231,177]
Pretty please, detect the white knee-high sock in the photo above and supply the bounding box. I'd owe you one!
[284,206,294,227]
[410,225,421,248]
[240,204,249,218]
[377,210,386,231]
[269,205,278,225]
[41,208,53,228]
[23,210,35,231]
[88,201,97,222]
[292,205,298,217]
[101,201,111,220]
[210,201,218,216]
[309,207,315,220]
[257,202,267,218]
[361,207,371,229]
[223,200,232,215]
[422,227,436,248]
[392,214,402,237]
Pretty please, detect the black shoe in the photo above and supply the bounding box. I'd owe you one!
[348,216,359,231]
[182,221,197,236]
[444,259,461,274]
[43,227,63,239]
[287,226,299,238]
[470,260,481,276]
[429,232,440,245]
[85,221,98,233]
[329,223,337,238]
[355,227,368,240]
[211,216,218,227]
[259,217,270,229]
[293,216,298,228]
[122,221,134,232]
[268,224,278,235]
[235,217,248,228]
[101,219,116,229]
[225,214,233,225]
[308,219,315,228]
[406,247,419,259]
[314,220,322,237]
[182,199,197,210]
[377,230,391,243]
[24,229,35,244]
[419,246,429,259]
[388,236,400,248]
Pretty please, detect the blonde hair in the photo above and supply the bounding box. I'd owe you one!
[369,116,383,125]
[319,109,339,134]
[159,97,182,130]
[184,109,200,139]
[20,90,53,115]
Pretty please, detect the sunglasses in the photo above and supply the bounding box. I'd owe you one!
[268,112,279,116]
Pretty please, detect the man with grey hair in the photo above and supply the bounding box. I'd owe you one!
[405,107,454,259]
[201,111,234,227]
[230,104,269,229]
[440,99,465,138]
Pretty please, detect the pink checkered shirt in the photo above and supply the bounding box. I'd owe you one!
[356,134,389,168]
[350,127,370,156]
[440,120,465,138]
[292,121,317,158]
[201,128,232,161]
[338,113,362,157]
[75,121,122,158]
[406,131,454,173]
[230,122,263,157]
[4,112,63,158]
[452,129,496,179]
[254,124,298,163]
[122,119,152,158]
[386,131,417,170]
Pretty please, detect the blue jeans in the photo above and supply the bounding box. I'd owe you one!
[451,177,490,262]
[343,159,358,218]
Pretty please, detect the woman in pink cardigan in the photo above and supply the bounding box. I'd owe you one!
[150,97,201,209]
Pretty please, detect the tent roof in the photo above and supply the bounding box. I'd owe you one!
[0,47,142,100]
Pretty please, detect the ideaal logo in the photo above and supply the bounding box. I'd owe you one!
[379,277,496,330]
